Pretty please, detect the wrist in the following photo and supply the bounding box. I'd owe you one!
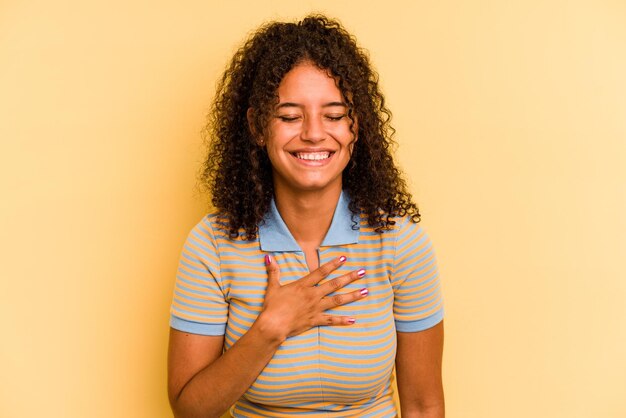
[253,311,288,346]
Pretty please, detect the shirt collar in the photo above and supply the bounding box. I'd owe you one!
[258,191,360,252]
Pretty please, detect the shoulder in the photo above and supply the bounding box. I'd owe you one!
[184,213,213,239]
[388,216,437,273]
[188,212,259,247]
[180,213,230,254]
[392,214,426,237]
[389,216,432,256]
[197,212,229,233]
[358,212,423,238]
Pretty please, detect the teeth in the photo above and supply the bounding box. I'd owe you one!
[295,152,331,161]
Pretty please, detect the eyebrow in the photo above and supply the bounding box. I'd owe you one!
[276,101,348,110]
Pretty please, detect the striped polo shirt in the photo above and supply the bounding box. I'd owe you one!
[170,192,444,417]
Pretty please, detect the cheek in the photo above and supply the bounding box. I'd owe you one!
[265,147,281,166]
[338,127,357,151]
[270,122,300,139]
[328,123,355,143]
[264,144,290,174]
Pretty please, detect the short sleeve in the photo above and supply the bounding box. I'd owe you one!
[391,218,444,332]
[169,216,228,335]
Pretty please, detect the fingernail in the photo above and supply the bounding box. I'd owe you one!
[339,255,347,263]
[360,288,369,297]
[357,268,366,277]
[264,254,272,266]
[347,318,356,324]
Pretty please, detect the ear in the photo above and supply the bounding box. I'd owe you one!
[247,108,264,146]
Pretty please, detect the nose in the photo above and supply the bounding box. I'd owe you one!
[301,115,326,142]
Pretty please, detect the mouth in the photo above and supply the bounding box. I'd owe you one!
[292,151,335,161]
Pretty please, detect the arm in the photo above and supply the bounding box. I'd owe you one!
[168,255,369,418]
[395,321,445,418]
[167,321,283,418]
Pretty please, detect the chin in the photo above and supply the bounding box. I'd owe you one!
[284,179,341,194]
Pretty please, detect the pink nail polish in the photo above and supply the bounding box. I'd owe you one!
[339,255,347,263]
[360,288,368,297]
[264,254,272,266]
[357,268,366,277]
[347,317,356,324]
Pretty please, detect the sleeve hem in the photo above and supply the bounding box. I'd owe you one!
[395,308,444,333]
[170,315,226,336]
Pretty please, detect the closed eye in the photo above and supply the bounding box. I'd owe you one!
[277,115,301,122]
[326,114,347,121]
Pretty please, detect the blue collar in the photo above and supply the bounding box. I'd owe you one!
[258,191,360,252]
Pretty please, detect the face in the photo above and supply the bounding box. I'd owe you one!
[258,61,357,197]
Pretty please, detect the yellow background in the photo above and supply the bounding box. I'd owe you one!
[1,1,625,417]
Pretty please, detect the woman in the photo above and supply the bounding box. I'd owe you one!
[168,15,444,418]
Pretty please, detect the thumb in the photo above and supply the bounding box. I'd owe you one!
[265,254,281,290]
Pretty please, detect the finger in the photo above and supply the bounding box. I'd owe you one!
[316,268,366,297]
[318,314,357,326]
[264,254,281,290]
[320,286,369,310]
[300,255,347,287]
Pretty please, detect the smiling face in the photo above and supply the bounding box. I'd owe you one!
[259,61,357,198]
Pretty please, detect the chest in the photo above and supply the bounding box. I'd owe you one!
[220,246,397,405]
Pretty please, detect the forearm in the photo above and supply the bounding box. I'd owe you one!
[400,403,444,418]
[171,315,284,418]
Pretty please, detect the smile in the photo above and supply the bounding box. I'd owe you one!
[293,152,334,161]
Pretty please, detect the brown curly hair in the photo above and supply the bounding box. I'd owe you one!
[202,14,420,239]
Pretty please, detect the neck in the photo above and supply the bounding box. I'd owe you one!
[274,185,342,249]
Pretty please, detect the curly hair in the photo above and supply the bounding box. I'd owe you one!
[202,14,420,239]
